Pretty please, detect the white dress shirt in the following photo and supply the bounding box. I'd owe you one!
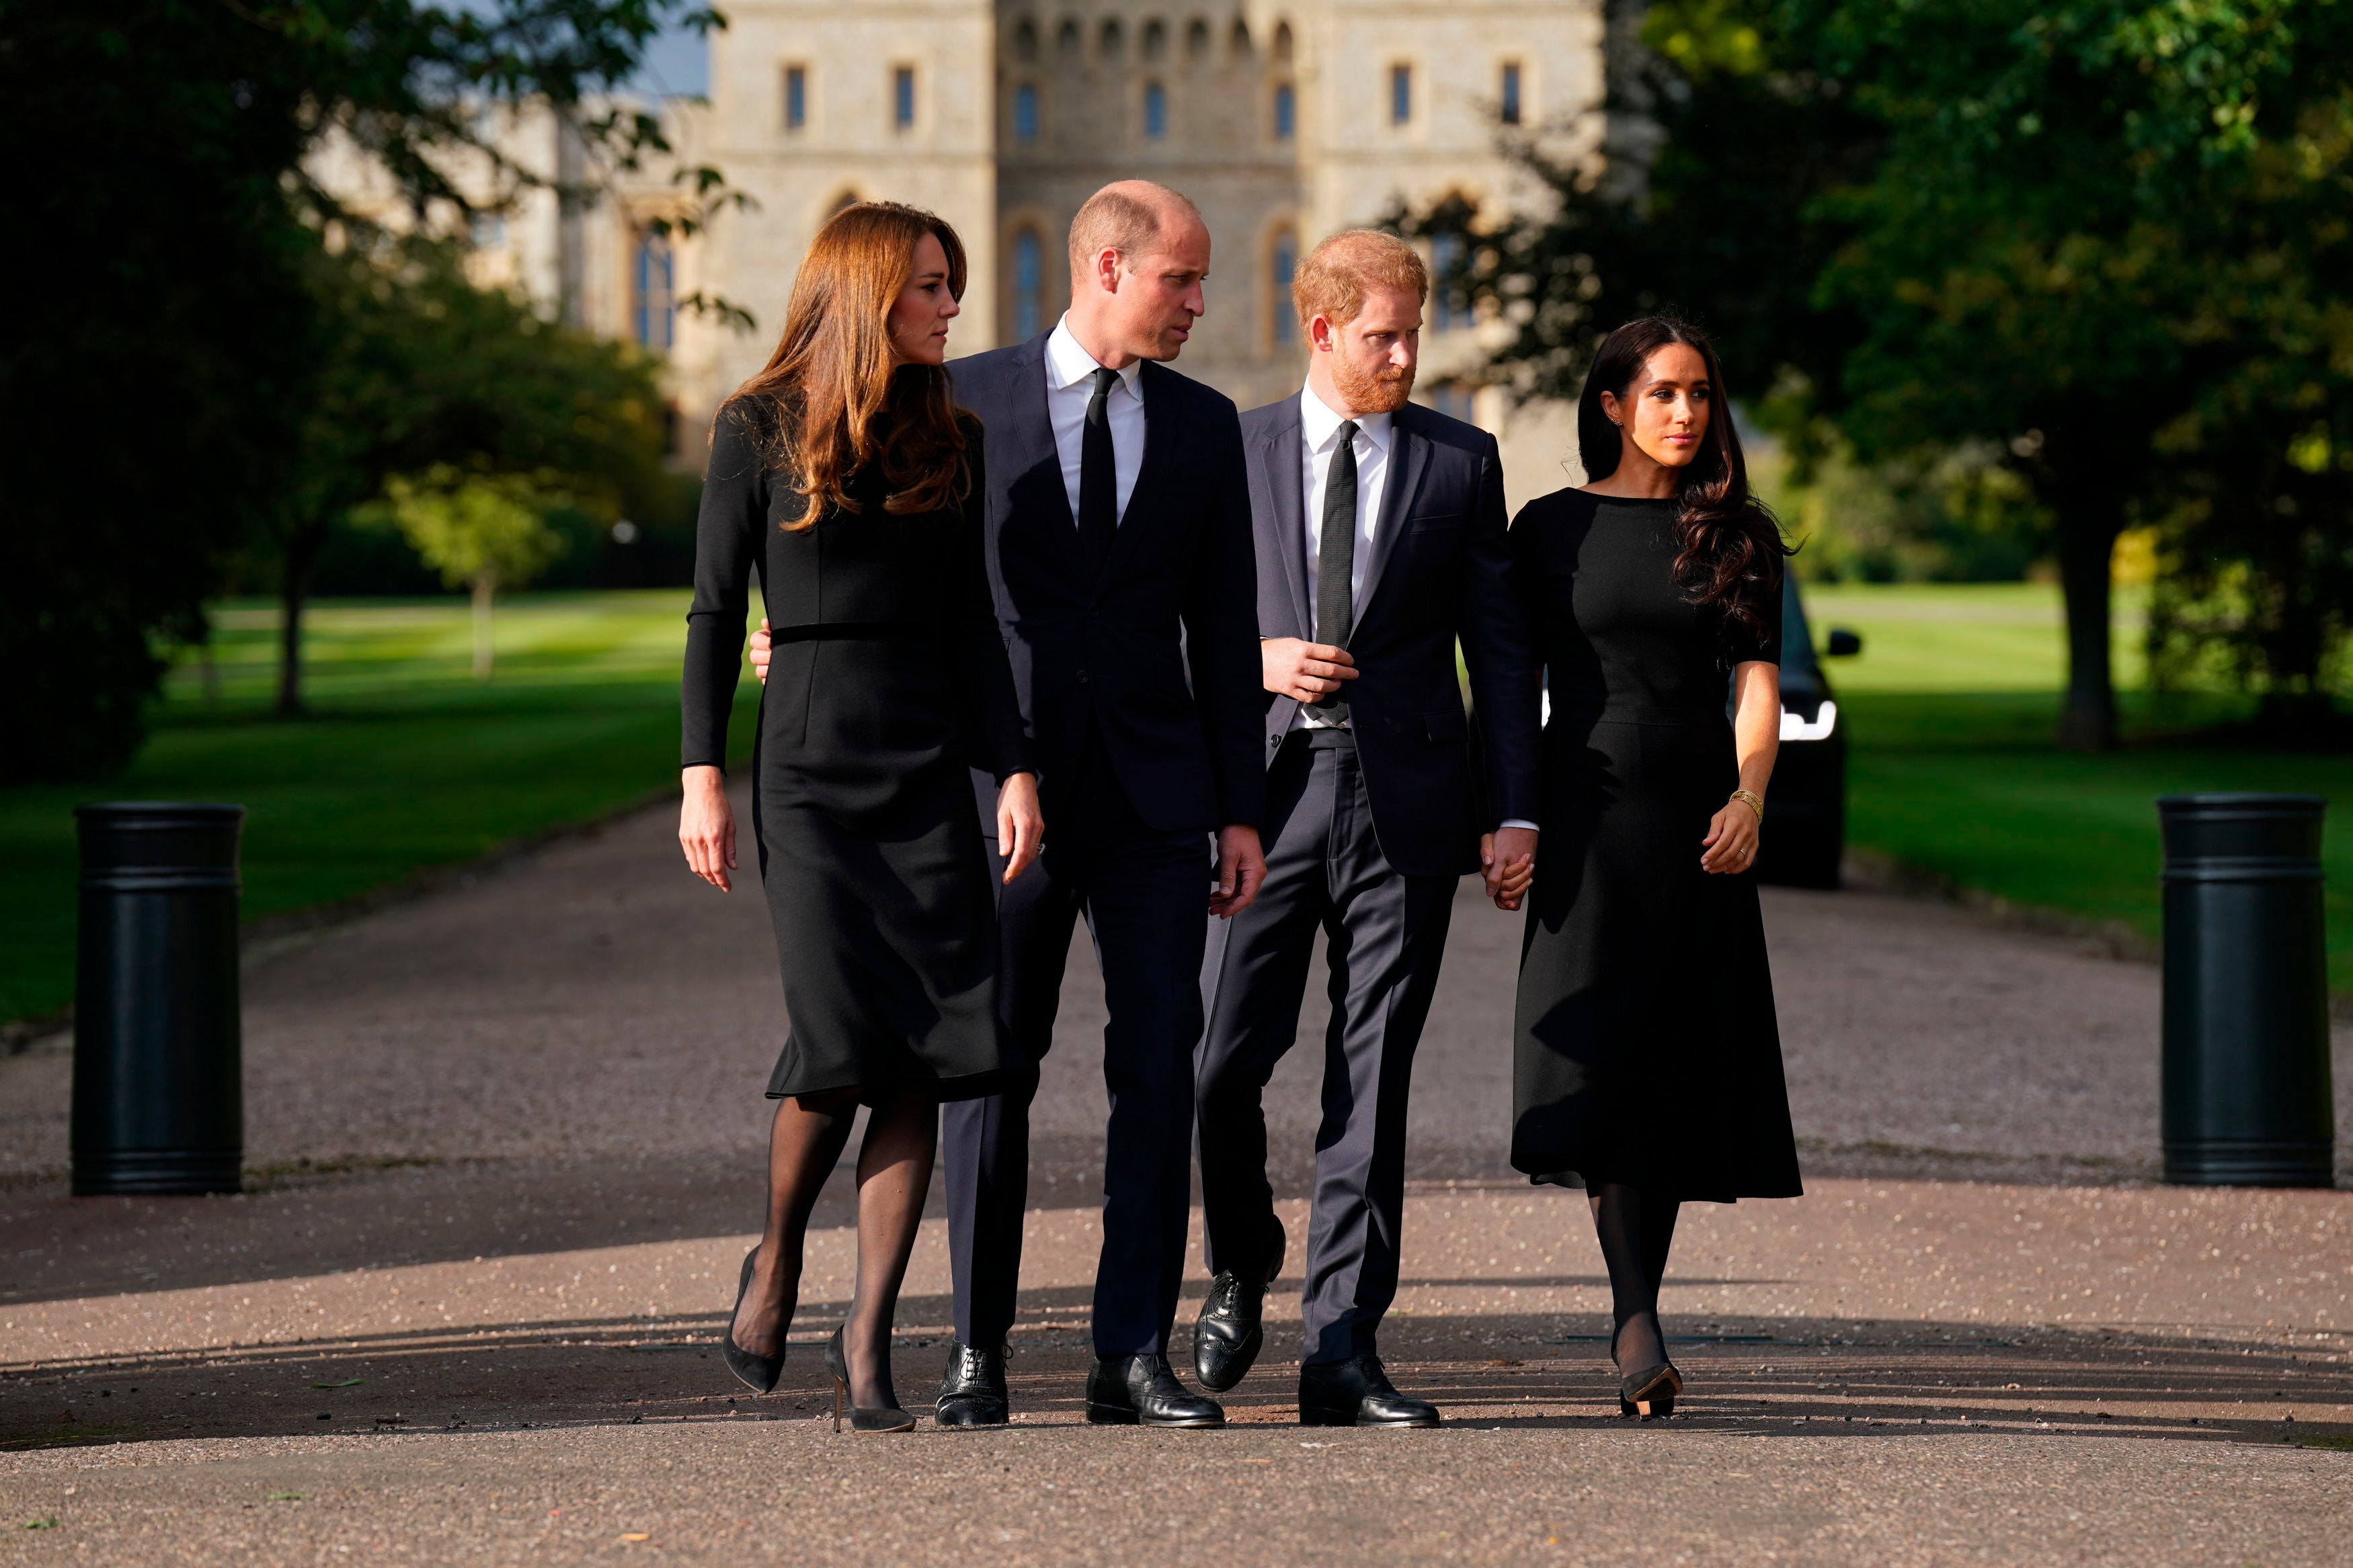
[1045,314,1146,527]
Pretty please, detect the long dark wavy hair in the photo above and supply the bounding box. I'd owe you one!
[724,202,969,527]
[1577,317,1791,644]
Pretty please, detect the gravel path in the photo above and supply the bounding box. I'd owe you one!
[4,790,2350,1565]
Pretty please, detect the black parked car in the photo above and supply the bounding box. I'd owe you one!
[1750,575,1860,890]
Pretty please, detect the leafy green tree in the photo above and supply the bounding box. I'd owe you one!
[380,468,569,678]
[274,239,672,712]
[3,1,723,778]
[1415,0,2353,747]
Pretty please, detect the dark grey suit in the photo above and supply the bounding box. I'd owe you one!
[1196,395,1540,1364]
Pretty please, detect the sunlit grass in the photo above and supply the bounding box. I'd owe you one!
[1,592,758,1024]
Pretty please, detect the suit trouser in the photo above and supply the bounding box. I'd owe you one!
[943,728,1212,1357]
[1196,733,1456,1365]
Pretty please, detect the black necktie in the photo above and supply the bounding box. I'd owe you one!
[1308,419,1359,721]
[1078,367,1120,580]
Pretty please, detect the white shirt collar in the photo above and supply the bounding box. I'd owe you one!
[1047,315,1145,397]
[1300,382,1393,453]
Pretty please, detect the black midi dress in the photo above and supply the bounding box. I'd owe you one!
[682,399,1032,1102]
[1508,489,1802,1200]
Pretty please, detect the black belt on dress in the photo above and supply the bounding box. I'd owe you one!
[766,621,933,643]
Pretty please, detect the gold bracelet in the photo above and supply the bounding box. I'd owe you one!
[1730,789,1765,822]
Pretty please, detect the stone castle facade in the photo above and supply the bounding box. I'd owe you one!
[348,1,1604,501]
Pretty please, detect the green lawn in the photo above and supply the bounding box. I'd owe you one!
[1,592,757,1026]
[6,583,2345,1028]
[1800,583,2352,998]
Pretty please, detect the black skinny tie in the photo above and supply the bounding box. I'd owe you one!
[1308,419,1359,721]
[1078,367,1120,581]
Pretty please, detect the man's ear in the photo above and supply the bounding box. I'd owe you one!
[1307,312,1333,352]
[1093,247,1123,296]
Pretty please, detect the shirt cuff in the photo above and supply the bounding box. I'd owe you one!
[1498,819,1540,832]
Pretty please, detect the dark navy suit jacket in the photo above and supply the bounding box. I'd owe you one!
[1242,395,1541,877]
[951,332,1265,835]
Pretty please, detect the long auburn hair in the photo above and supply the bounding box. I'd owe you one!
[1577,317,1791,643]
[725,202,969,527]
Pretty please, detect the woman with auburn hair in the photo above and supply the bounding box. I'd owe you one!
[1509,316,1801,1420]
[678,202,1041,1432]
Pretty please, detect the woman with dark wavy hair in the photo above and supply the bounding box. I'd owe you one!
[1507,316,1801,1420]
[678,202,1043,1432]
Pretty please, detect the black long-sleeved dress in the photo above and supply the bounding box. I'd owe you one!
[1507,489,1802,1200]
[682,397,1032,1101]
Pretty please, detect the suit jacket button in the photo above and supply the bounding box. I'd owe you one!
[1076,670,1090,684]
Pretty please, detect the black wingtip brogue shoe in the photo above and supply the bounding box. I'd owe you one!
[935,1340,1010,1428]
[1193,1228,1285,1393]
[1298,1356,1441,1428]
[1085,1354,1226,1428]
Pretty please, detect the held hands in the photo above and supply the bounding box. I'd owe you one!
[1211,824,1266,919]
[1701,795,1761,874]
[679,765,737,892]
[1261,638,1357,704]
[1480,826,1538,911]
[750,618,772,684]
[996,772,1044,884]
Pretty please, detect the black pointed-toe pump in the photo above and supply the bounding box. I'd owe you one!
[825,1323,916,1433]
[1609,1321,1681,1419]
[720,1247,785,1395]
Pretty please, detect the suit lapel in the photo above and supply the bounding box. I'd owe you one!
[1355,409,1429,625]
[1096,360,1165,594]
[1259,401,1311,636]
[1002,332,1072,544]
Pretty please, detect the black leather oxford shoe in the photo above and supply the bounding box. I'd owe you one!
[1193,1229,1284,1393]
[1085,1354,1226,1428]
[935,1341,1009,1428]
[1298,1356,1440,1428]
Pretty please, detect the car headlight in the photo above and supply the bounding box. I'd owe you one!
[1780,699,1837,742]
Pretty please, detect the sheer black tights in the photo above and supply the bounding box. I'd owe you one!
[1587,1183,1681,1376]
[728,1086,935,1411]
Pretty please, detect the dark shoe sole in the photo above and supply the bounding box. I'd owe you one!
[1193,1324,1264,1394]
[1086,1401,1224,1429]
[1299,1405,1440,1428]
[934,1399,1009,1428]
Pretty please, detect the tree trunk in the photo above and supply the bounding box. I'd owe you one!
[472,573,495,681]
[2054,506,2123,753]
[276,518,328,718]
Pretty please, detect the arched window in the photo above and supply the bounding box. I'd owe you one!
[1057,19,1081,57]
[1014,82,1040,142]
[1271,228,1298,345]
[1186,19,1209,59]
[632,231,674,352]
[1431,232,1464,331]
[1142,19,1168,59]
[1013,17,1039,61]
[1144,81,1168,138]
[1273,22,1293,63]
[1273,81,1295,141]
[1012,228,1045,340]
[1229,19,1252,58]
[1099,18,1124,59]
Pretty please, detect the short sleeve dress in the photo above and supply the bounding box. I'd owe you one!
[1507,489,1802,1200]
[682,396,1033,1102]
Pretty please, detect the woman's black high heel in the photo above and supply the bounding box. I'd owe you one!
[824,1323,916,1433]
[720,1247,785,1395]
[1609,1320,1681,1419]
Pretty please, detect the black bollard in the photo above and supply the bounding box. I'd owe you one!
[72,802,247,1196]
[2158,793,2334,1187]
